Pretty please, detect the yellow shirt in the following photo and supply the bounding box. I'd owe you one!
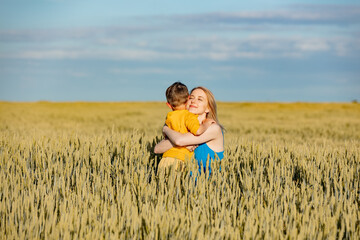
[163,110,200,161]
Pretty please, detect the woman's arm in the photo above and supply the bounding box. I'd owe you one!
[163,124,221,147]
[154,139,174,154]
[154,138,198,154]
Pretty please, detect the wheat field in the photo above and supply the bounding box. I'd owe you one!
[0,102,359,239]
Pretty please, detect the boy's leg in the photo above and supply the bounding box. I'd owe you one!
[158,157,184,172]
[158,157,185,187]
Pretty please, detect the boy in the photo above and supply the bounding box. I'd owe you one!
[157,82,210,172]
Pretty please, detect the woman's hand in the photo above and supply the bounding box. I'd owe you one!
[162,125,169,134]
[186,144,198,152]
[154,139,174,154]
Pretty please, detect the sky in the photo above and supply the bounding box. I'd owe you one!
[0,0,359,102]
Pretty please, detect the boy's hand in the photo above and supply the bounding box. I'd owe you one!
[195,118,215,135]
[202,118,215,129]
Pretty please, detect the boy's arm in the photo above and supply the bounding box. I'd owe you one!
[195,125,206,135]
[195,118,215,135]
[186,113,213,136]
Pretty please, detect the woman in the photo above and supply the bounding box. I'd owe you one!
[154,86,224,175]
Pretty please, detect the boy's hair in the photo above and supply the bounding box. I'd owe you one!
[166,82,189,108]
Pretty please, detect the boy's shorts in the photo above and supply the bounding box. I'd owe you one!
[158,157,185,172]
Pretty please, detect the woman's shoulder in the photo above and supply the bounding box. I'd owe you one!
[204,122,224,152]
[206,122,223,135]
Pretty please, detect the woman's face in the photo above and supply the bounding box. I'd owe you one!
[187,88,209,115]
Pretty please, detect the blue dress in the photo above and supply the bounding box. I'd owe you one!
[194,142,224,175]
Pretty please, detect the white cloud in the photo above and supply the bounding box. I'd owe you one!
[0,35,348,61]
[14,50,82,59]
[295,39,330,52]
[171,5,360,26]
[110,67,172,75]
[97,38,120,45]
[1,4,359,61]
[67,71,88,78]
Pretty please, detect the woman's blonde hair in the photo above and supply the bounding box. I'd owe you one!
[191,86,224,131]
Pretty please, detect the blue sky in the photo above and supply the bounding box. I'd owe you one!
[0,0,359,102]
